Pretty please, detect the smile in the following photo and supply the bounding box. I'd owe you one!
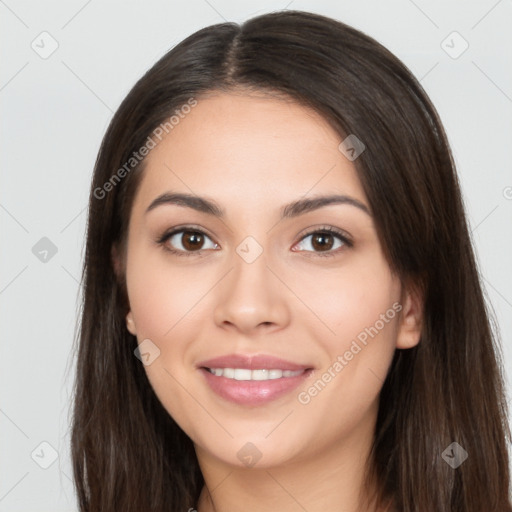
[199,367,313,406]
[206,368,305,380]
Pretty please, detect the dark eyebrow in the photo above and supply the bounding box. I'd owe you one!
[281,195,371,218]
[145,192,371,218]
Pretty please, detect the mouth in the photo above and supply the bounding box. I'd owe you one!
[203,367,309,380]
[197,354,314,406]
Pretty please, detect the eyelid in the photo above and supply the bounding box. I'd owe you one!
[155,225,218,258]
[296,225,353,245]
[291,225,353,258]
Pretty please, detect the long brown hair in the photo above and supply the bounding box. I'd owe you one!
[70,10,512,511]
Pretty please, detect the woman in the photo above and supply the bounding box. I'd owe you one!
[70,10,512,512]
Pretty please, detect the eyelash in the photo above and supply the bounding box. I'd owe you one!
[156,225,353,258]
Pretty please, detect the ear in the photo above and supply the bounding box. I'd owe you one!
[111,243,136,335]
[396,280,423,349]
[125,310,137,336]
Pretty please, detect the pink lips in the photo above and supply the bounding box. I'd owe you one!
[198,353,311,371]
[197,353,313,406]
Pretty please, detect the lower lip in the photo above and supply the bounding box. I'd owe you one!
[199,368,312,406]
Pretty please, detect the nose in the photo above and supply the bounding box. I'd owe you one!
[213,247,291,335]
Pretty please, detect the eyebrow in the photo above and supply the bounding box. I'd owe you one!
[145,192,371,218]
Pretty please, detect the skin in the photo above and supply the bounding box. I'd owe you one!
[117,91,423,512]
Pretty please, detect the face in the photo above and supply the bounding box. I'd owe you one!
[120,91,421,471]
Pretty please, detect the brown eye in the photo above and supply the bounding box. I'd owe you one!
[310,233,335,252]
[158,227,218,256]
[293,227,352,257]
[181,231,205,251]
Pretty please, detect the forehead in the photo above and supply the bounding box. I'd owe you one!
[132,92,366,215]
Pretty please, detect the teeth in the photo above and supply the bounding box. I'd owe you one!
[207,368,304,381]
[234,369,251,380]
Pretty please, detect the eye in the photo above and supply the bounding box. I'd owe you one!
[157,226,218,256]
[157,224,353,258]
[293,226,353,257]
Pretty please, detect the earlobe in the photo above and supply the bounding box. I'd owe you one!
[112,244,133,334]
[126,311,137,336]
[396,283,423,350]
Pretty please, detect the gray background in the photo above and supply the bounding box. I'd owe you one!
[1,0,511,510]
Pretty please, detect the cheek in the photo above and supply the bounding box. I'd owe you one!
[125,247,215,398]
[330,275,399,348]
[126,248,208,340]
[295,252,400,348]
[297,253,401,400]
[125,251,207,431]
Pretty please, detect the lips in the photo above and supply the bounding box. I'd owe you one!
[197,353,314,406]
[197,353,312,372]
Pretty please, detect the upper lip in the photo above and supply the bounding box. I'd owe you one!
[197,354,313,371]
